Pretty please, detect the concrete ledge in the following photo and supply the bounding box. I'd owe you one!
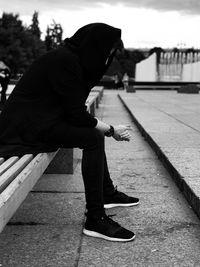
[45,148,81,174]
[126,85,136,93]
[177,84,199,94]
[118,93,200,219]
[91,86,104,100]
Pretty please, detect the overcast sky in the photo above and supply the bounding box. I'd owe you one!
[1,0,200,48]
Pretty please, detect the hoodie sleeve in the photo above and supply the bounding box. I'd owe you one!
[48,51,97,128]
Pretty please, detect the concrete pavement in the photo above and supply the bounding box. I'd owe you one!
[119,90,200,221]
[0,90,200,266]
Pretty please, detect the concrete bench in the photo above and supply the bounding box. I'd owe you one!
[127,81,200,91]
[86,92,100,115]
[85,87,104,116]
[91,86,104,100]
[0,87,103,233]
[177,84,199,94]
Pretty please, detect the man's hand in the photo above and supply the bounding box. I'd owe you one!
[112,125,132,141]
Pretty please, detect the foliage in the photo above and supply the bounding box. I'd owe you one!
[0,12,46,76]
[29,11,41,38]
[106,49,146,79]
[149,47,164,65]
[45,20,63,51]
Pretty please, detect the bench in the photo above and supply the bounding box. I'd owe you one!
[0,87,103,233]
[91,86,104,100]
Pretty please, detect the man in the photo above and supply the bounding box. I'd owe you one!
[0,61,11,106]
[0,23,139,242]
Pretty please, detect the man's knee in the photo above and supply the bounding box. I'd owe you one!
[83,128,104,150]
[94,128,105,142]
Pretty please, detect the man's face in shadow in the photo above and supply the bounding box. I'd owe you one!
[105,38,124,65]
[113,38,124,56]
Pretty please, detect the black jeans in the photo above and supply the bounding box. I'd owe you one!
[43,122,115,217]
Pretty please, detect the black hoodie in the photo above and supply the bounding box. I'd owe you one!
[0,23,121,157]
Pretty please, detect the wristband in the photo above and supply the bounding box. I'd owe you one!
[104,125,114,137]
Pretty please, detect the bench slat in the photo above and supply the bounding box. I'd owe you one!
[0,156,19,176]
[0,158,5,165]
[92,86,104,99]
[0,154,33,193]
[86,94,99,106]
[89,92,100,100]
[0,152,57,232]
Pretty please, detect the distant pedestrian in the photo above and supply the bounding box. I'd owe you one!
[0,23,139,242]
[0,61,11,106]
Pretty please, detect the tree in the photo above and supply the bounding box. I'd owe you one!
[0,12,46,76]
[29,11,41,38]
[149,47,164,64]
[0,13,26,75]
[104,49,146,79]
[119,49,145,78]
[45,20,63,51]
[28,11,46,63]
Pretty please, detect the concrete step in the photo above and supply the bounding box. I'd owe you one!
[119,90,200,220]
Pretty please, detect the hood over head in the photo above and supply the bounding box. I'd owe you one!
[64,23,122,90]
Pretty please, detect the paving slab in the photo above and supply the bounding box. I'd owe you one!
[9,193,85,225]
[80,193,200,267]
[128,91,200,132]
[79,226,200,267]
[33,165,84,193]
[0,225,82,267]
[108,158,178,193]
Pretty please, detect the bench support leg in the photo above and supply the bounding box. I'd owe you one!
[45,148,82,174]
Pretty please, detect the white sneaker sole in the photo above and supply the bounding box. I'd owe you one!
[83,229,135,242]
[104,201,139,209]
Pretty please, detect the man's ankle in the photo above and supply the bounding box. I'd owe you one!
[85,211,106,220]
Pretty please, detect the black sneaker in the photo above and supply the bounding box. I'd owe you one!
[83,215,135,242]
[104,187,139,209]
